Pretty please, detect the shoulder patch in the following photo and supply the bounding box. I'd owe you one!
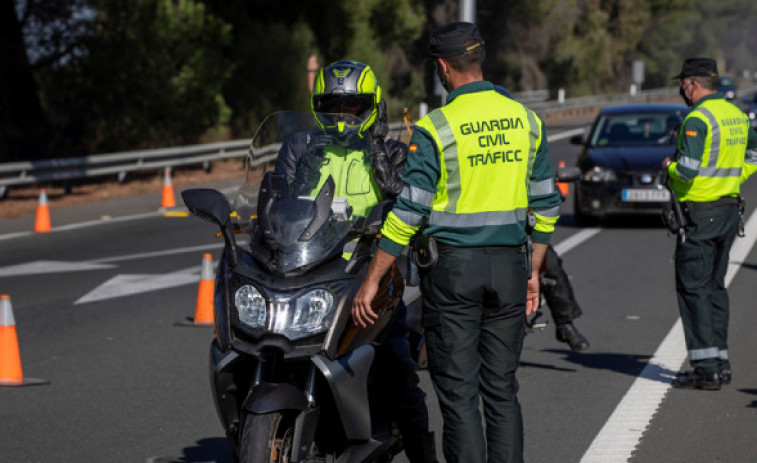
[409,144,418,152]
[685,130,697,137]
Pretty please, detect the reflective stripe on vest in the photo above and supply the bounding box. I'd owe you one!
[416,91,540,228]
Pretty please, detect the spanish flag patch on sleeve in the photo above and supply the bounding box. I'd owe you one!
[409,144,418,152]
[685,130,697,137]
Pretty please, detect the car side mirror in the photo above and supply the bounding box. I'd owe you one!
[556,166,581,183]
[569,134,584,145]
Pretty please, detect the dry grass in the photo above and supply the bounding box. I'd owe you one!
[0,159,250,219]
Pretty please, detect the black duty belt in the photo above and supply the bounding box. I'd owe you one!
[687,196,739,211]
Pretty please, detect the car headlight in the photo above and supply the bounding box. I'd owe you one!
[583,166,617,183]
[235,284,266,328]
[233,284,341,340]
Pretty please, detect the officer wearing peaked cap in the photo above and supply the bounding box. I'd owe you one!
[663,57,757,390]
[352,22,561,463]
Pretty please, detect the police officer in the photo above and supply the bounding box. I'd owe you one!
[276,60,438,463]
[352,22,561,463]
[542,244,591,350]
[663,58,757,390]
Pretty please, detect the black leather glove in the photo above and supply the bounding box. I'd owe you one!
[292,131,335,196]
[307,131,337,155]
[370,100,389,140]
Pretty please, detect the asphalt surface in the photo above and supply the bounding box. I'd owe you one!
[1,114,757,463]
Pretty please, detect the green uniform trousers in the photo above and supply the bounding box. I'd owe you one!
[675,203,739,374]
[420,244,527,463]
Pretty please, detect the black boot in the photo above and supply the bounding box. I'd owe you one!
[672,369,722,391]
[556,322,590,351]
[720,368,732,385]
[404,431,438,463]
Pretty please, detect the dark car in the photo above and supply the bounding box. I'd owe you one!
[570,103,689,225]
[742,93,757,129]
[718,76,737,101]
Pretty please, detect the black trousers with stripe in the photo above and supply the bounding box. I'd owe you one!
[421,244,527,463]
[675,203,739,374]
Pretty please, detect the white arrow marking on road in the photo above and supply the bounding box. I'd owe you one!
[0,260,116,277]
[0,243,222,277]
[75,264,205,304]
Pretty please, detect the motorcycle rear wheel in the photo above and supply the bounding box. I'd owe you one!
[238,412,295,463]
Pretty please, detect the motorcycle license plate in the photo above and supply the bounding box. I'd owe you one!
[622,189,671,202]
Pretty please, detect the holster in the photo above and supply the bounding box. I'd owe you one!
[681,201,698,227]
[738,195,746,238]
[412,234,438,269]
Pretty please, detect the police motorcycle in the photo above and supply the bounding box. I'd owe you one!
[182,111,418,463]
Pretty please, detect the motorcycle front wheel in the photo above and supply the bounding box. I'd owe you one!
[238,412,296,463]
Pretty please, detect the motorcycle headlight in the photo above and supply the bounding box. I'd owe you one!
[583,166,617,183]
[285,289,335,336]
[233,283,344,340]
[749,111,756,121]
[235,285,266,328]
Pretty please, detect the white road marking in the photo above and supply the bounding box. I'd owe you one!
[553,228,602,255]
[0,260,116,277]
[0,243,222,276]
[580,210,757,463]
[547,127,586,143]
[75,263,206,304]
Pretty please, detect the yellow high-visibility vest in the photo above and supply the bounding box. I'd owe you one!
[672,99,750,201]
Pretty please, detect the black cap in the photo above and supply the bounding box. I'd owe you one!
[673,58,718,79]
[429,22,485,59]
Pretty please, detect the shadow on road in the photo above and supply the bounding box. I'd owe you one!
[519,360,577,372]
[540,349,678,384]
[739,388,757,409]
[149,438,232,463]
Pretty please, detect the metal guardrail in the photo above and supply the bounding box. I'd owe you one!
[0,86,682,198]
[529,86,680,120]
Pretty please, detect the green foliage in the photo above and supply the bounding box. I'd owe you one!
[8,0,757,160]
[38,0,233,155]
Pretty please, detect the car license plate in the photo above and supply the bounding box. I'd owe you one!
[622,189,670,202]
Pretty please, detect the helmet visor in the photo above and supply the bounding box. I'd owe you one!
[314,94,373,117]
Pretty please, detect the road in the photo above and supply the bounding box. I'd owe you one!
[1,114,756,463]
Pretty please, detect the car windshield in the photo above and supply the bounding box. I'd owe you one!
[719,77,734,87]
[589,111,686,147]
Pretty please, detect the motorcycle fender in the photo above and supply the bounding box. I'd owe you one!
[312,344,374,441]
[242,381,308,414]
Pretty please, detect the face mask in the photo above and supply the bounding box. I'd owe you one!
[435,61,451,92]
[679,82,693,106]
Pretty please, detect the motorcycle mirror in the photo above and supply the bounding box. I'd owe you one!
[181,188,239,267]
[182,188,232,227]
[555,166,581,183]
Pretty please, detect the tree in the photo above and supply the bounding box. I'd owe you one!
[0,0,51,161]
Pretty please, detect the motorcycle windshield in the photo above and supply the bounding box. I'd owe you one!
[234,111,373,274]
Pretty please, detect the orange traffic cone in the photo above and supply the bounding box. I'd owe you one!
[34,189,51,233]
[161,167,176,208]
[0,295,49,387]
[176,254,215,327]
[557,161,570,196]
